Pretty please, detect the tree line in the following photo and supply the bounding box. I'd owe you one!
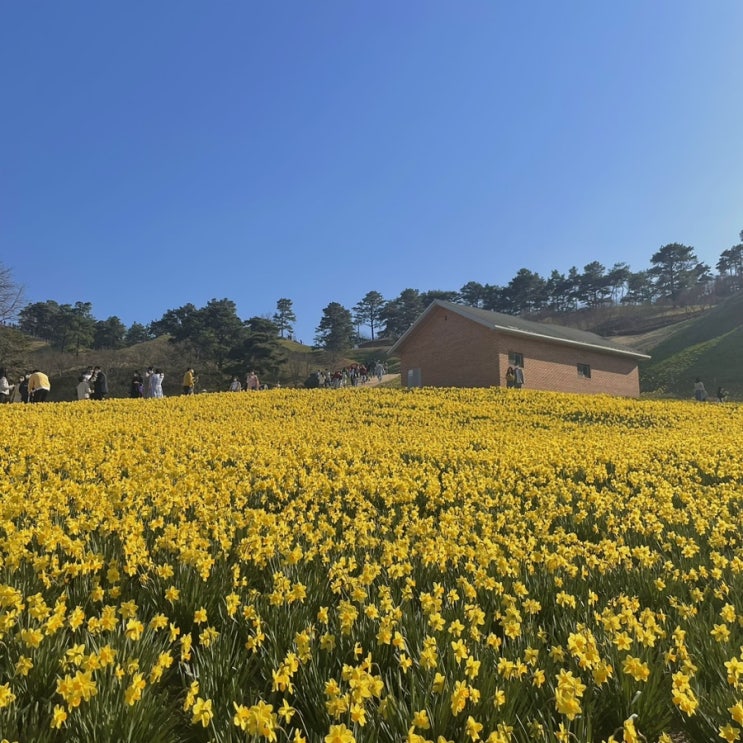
[6,234,743,372]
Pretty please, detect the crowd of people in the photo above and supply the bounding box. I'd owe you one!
[0,368,52,403]
[0,365,278,402]
[306,361,387,389]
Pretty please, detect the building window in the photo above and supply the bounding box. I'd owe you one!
[508,352,524,368]
[577,363,591,378]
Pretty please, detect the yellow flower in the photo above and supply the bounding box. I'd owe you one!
[191,697,213,727]
[14,656,33,677]
[125,618,144,641]
[279,698,295,723]
[465,715,483,741]
[325,724,355,743]
[124,673,146,705]
[622,655,650,682]
[730,701,743,725]
[50,704,67,729]
[0,684,16,708]
[720,725,741,742]
[412,709,430,729]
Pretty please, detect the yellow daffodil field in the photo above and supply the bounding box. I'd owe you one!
[1,388,743,743]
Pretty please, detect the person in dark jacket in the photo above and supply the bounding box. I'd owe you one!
[92,366,108,400]
[130,371,143,398]
[18,375,29,403]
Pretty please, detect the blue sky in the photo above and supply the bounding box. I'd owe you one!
[2,1,742,343]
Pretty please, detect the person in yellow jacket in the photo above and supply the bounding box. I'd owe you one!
[182,368,195,395]
[28,369,51,403]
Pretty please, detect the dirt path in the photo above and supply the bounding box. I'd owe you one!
[361,373,397,388]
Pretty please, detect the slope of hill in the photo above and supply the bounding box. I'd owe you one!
[13,296,741,401]
[635,292,743,398]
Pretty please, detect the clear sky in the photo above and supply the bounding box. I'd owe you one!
[2,1,742,343]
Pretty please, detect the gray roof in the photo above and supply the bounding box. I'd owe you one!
[390,300,651,360]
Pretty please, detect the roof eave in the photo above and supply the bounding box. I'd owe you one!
[493,325,651,360]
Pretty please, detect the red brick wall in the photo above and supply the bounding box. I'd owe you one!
[397,307,501,387]
[396,305,641,397]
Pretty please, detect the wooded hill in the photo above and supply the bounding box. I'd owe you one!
[3,295,740,402]
[13,335,397,402]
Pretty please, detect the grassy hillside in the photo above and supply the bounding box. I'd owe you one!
[17,336,401,402]
[11,296,740,401]
[638,292,743,399]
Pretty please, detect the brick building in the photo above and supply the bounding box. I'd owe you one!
[389,300,650,397]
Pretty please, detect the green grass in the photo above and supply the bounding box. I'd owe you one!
[639,292,743,399]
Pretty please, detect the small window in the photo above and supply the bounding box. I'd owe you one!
[577,363,591,378]
[508,352,524,368]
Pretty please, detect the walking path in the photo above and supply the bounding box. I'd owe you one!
[362,373,397,388]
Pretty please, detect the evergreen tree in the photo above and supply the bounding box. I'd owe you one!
[380,289,424,339]
[315,302,354,354]
[19,300,61,342]
[578,261,611,307]
[273,298,296,339]
[622,271,656,304]
[124,322,153,346]
[57,302,95,355]
[93,316,127,350]
[503,269,546,314]
[227,316,287,383]
[650,243,699,305]
[459,281,488,308]
[606,262,631,304]
[352,291,385,341]
[420,289,460,306]
[716,239,743,293]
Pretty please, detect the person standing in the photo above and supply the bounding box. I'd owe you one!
[130,371,143,398]
[28,369,51,402]
[182,368,195,395]
[18,375,29,403]
[505,366,516,388]
[693,377,707,401]
[0,368,12,403]
[143,367,154,398]
[92,366,108,400]
[513,364,525,389]
[246,371,260,391]
[152,369,165,398]
[76,375,91,400]
[229,376,242,392]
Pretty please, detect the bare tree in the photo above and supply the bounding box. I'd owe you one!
[0,263,24,323]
